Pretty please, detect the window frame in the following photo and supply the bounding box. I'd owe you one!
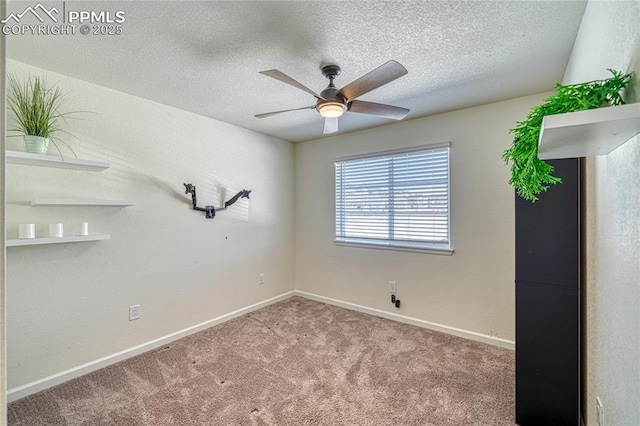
[333,143,453,255]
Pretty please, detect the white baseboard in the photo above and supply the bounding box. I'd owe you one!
[7,291,295,403]
[294,290,515,350]
[9,289,514,402]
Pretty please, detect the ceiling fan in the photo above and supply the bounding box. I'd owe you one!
[255,60,410,134]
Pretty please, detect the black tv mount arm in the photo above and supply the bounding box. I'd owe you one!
[183,183,251,219]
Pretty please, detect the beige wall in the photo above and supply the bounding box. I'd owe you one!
[295,93,549,344]
[5,60,295,393]
[562,1,640,425]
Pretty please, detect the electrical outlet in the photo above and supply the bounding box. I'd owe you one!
[389,281,397,294]
[259,273,265,285]
[596,397,604,426]
[129,305,140,321]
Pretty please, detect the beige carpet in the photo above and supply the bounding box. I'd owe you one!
[8,297,515,425]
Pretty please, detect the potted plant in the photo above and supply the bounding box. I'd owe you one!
[503,69,632,202]
[6,74,76,156]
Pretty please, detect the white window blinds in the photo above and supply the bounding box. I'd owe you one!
[335,144,450,252]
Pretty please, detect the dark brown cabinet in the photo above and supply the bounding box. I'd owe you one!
[515,158,581,425]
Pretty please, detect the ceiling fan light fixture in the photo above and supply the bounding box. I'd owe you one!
[318,102,346,118]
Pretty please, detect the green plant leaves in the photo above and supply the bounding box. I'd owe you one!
[6,74,83,157]
[503,69,632,202]
[7,75,67,138]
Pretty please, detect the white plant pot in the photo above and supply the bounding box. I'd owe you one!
[24,135,50,155]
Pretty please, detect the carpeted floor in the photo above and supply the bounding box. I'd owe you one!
[8,297,515,425]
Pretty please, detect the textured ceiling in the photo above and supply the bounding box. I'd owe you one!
[6,1,587,142]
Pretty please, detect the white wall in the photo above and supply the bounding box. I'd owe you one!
[295,93,548,344]
[1,0,8,414]
[5,60,295,392]
[562,2,640,425]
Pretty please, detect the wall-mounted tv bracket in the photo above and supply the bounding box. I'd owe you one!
[184,183,251,219]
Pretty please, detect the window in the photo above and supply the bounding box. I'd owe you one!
[334,143,452,254]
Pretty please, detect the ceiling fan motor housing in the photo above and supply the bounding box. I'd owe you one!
[317,64,347,116]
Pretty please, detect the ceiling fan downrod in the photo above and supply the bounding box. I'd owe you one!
[318,64,346,118]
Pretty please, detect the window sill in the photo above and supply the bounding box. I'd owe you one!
[334,239,454,256]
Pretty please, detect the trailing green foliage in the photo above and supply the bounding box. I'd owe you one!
[503,69,632,202]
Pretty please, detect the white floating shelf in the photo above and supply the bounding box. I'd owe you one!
[6,150,110,171]
[30,198,134,207]
[538,102,640,160]
[6,234,110,247]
